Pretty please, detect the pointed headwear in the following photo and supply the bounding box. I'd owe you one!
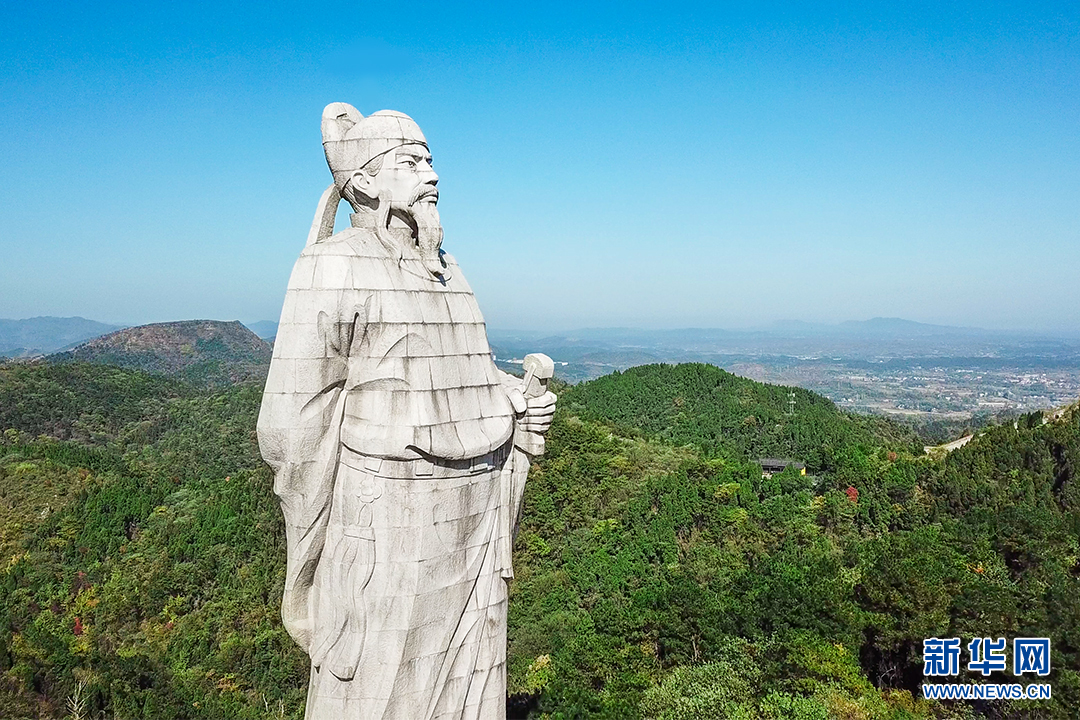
[321,103,429,192]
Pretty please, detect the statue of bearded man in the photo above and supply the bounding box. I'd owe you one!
[257,103,556,719]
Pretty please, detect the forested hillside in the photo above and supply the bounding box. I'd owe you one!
[50,321,272,388]
[0,363,188,442]
[513,368,1080,718]
[562,363,921,469]
[1,362,1078,719]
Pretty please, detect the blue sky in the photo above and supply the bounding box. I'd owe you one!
[1,1,1077,332]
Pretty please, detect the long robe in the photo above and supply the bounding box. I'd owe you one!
[257,217,518,719]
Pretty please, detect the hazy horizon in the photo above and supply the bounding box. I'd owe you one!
[5,313,1080,341]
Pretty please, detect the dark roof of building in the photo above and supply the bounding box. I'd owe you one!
[756,458,806,470]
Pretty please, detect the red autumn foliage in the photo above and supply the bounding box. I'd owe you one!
[845,486,859,503]
[73,617,83,636]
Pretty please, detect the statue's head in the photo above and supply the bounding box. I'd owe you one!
[321,103,437,208]
[321,103,444,276]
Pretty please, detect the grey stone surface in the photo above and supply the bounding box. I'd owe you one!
[257,103,555,719]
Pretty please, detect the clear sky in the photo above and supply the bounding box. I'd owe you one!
[1,1,1077,333]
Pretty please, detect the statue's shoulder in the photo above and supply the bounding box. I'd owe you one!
[288,228,401,294]
[287,229,379,291]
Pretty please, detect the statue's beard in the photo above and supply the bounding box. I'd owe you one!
[375,185,445,278]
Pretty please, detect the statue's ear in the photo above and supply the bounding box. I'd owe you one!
[321,102,362,142]
[350,169,376,196]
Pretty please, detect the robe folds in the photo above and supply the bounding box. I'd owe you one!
[257,222,519,719]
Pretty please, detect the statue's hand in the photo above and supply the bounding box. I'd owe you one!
[520,391,556,434]
[513,390,556,456]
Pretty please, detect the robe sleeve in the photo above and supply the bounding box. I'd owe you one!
[257,246,366,650]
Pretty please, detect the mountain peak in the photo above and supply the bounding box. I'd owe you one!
[50,320,271,386]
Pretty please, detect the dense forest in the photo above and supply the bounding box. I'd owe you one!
[1,361,1078,718]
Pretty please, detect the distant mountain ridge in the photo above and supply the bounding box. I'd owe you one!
[489,318,1080,383]
[0,316,122,357]
[770,317,997,338]
[496,318,1054,343]
[242,320,279,339]
[50,320,272,387]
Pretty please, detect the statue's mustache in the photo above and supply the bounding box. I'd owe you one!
[409,184,439,207]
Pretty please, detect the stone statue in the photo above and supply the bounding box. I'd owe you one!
[257,103,557,719]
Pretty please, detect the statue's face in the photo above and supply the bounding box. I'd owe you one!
[352,141,446,276]
[364,143,438,208]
